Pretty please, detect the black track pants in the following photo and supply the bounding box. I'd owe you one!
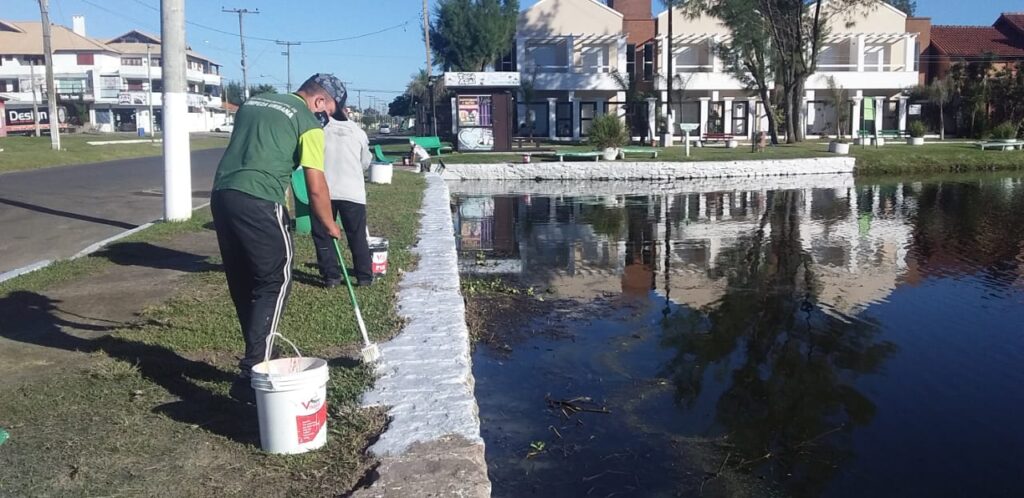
[310,200,372,282]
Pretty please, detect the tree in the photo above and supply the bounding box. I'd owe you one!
[682,0,781,144]
[926,76,952,140]
[249,83,277,97]
[224,80,278,105]
[887,0,916,16]
[430,0,518,71]
[389,94,417,117]
[825,76,849,138]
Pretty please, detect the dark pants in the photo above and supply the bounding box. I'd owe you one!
[311,200,372,282]
[210,189,293,374]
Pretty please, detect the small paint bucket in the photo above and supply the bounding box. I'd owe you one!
[368,236,389,276]
[250,356,329,454]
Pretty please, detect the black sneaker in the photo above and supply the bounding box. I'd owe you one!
[356,278,373,287]
[228,376,256,405]
[324,278,343,289]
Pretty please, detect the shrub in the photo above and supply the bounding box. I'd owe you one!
[908,121,927,138]
[989,122,1019,140]
[588,114,629,150]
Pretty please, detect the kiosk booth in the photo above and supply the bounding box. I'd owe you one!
[443,72,520,152]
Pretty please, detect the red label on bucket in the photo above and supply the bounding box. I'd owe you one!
[371,251,388,275]
[295,402,327,444]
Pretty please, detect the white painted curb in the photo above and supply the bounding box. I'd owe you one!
[441,157,856,181]
[360,173,484,457]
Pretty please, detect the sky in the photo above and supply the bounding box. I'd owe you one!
[7,0,1022,110]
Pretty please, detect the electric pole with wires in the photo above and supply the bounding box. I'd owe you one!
[276,40,300,92]
[37,0,61,150]
[222,7,259,100]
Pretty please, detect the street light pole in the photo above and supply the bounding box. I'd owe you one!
[38,0,61,150]
[29,62,41,137]
[163,0,192,221]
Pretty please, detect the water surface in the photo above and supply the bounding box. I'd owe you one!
[453,174,1024,498]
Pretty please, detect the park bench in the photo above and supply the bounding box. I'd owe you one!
[513,137,544,149]
[976,141,1023,151]
[859,129,903,139]
[618,147,659,159]
[555,151,602,162]
[411,136,453,156]
[372,144,397,164]
[702,132,734,143]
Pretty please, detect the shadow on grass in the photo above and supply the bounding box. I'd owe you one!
[0,197,137,229]
[0,290,259,445]
[92,242,221,273]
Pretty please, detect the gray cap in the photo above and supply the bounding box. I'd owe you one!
[303,73,347,117]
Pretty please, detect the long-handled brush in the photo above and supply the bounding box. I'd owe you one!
[333,238,381,363]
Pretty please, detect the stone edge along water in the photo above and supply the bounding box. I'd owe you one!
[441,156,856,181]
[355,173,490,497]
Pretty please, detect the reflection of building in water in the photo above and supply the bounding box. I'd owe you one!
[453,180,917,314]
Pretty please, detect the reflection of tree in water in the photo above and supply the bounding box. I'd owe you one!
[660,190,897,497]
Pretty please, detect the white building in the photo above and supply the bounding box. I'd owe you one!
[504,0,919,142]
[0,16,225,134]
[514,0,629,141]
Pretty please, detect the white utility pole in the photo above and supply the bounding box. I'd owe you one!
[276,40,300,92]
[162,0,192,221]
[146,43,155,138]
[38,0,61,150]
[29,62,41,137]
[223,7,259,100]
[422,0,436,135]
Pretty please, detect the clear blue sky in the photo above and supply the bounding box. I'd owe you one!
[7,0,1021,109]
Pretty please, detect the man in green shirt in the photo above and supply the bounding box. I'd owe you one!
[211,74,347,403]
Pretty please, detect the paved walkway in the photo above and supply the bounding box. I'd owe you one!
[0,148,224,275]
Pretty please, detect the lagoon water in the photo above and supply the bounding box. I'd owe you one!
[452,174,1024,498]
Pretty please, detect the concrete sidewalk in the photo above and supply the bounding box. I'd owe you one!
[0,148,223,275]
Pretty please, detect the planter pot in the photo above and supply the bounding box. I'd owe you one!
[874,137,885,147]
[602,148,619,161]
[827,142,836,153]
[853,137,866,146]
[908,137,925,146]
[660,133,674,147]
[832,142,850,155]
[726,139,739,149]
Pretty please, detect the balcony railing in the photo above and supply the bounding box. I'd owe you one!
[526,63,614,74]
[816,63,911,72]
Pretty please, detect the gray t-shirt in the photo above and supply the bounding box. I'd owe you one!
[323,119,372,205]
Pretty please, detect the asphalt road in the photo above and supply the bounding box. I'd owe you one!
[0,148,225,276]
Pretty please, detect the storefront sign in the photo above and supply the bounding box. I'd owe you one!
[458,127,495,151]
[444,72,520,88]
[458,96,492,127]
[5,106,68,132]
[909,104,922,115]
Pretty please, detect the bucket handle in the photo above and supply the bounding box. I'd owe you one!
[262,332,305,391]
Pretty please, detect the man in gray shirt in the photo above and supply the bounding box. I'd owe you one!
[310,109,374,287]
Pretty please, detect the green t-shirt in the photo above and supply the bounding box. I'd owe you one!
[213,93,325,205]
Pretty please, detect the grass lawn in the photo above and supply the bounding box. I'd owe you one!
[381,139,1024,175]
[0,133,229,174]
[0,172,425,496]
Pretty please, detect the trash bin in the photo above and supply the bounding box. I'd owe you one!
[137,127,146,137]
[291,169,311,235]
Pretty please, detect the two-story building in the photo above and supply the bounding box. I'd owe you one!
[0,16,225,134]
[101,29,225,133]
[505,0,920,142]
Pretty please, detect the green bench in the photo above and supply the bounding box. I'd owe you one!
[373,144,397,164]
[411,136,453,155]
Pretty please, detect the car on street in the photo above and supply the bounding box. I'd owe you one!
[378,124,391,135]
[212,123,234,133]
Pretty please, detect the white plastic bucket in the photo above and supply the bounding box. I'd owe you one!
[250,335,329,455]
[368,236,389,276]
[369,162,393,184]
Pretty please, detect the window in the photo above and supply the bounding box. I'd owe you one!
[24,56,44,65]
[126,79,145,90]
[626,43,636,77]
[76,53,94,65]
[642,42,654,81]
[497,50,515,72]
[151,57,161,66]
[581,45,609,72]
[0,79,18,92]
[121,57,143,66]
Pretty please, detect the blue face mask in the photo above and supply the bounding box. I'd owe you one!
[315,111,329,127]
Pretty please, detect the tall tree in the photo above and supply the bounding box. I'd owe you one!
[682,0,781,144]
[927,76,952,140]
[224,81,277,105]
[389,94,417,117]
[887,0,916,16]
[430,0,518,71]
